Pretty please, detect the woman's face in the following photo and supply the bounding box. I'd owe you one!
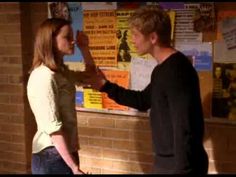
[55,25,75,56]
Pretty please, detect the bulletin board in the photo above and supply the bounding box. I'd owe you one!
[48,2,236,121]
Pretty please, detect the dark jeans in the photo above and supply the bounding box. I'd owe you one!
[31,146,79,174]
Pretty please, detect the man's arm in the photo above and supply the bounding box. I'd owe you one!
[101,80,151,111]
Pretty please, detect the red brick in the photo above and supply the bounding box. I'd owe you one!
[88,137,112,148]
[0,104,24,114]
[0,95,9,103]
[1,160,26,173]
[102,149,129,161]
[129,162,152,173]
[0,25,20,34]
[0,3,19,13]
[129,130,152,141]
[77,116,88,126]
[79,145,102,158]
[0,84,23,94]
[0,142,25,152]
[3,34,21,45]
[112,140,131,150]
[88,117,114,128]
[102,129,129,140]
[115,118,150,130]
[78,127,102,137]
[10,95,24,104]
[101,168,128,174]
[0,46,22,55]
[0,150,26,163]
[0,123,24,134]
[129,152,154,163]
[0,66,22,75]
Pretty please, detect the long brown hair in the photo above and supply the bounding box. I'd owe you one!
[29,18,71,73]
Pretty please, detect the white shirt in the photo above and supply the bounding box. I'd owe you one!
[27,64,78,153]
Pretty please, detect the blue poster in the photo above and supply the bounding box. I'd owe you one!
[64,2,84,62]
[195,55,212,71]
[76,91,83,106]
[175,42,213,71]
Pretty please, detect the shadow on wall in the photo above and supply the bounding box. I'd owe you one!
[132,116,154,174]
[204,123,236,174]
[203,93,236,174]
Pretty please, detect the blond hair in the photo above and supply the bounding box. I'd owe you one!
[129,5,171,47]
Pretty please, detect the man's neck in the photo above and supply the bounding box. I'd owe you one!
[152,46,177,64]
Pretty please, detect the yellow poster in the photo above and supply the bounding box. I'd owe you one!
[167,10,176,41]
[102,70,129,111]
[84,88,103,109]
[116,9,157,70]
[83,10,117,67]
[116,10,135,61]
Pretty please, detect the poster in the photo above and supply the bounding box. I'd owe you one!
[102,70,129,111]
[213,40,236,63]
[83,10,117,67]
[48,2,84,62]
[220,17,236,50]
[130,57,157,91]
[193,2,215,32]
[116,10,136,62]
[174,42,212,71]
[65,2,83,62]
[76,91,83,106]
[212,63,236,120]
[216,10,236,40]
[167,10,176,42]
[174,9,202,42]
[84,88,103,109]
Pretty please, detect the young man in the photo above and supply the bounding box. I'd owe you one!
[84,5,208,174]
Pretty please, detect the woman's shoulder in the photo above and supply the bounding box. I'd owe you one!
[28,65,56,86]
[31,65,55,78]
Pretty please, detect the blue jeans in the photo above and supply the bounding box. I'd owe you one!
[31,146,79,174]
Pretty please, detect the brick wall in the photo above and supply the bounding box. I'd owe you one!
[0,2,47,173]
[0,2,235,174]
[0,2,27,173]
[77,111,154,174]
[77,111,236,174]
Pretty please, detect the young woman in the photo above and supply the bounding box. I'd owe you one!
[27,18,93,174]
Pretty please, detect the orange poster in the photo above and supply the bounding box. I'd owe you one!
[102,70,129,111]
[83,10,117,67]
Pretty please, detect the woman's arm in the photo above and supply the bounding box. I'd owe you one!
[76,31,96,70]
[50,131,85,174]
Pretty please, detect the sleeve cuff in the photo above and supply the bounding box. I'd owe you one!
[100,80,110,92]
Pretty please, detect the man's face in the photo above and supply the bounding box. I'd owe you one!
[130,27,152,56]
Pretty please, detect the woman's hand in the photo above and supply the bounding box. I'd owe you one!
[72,165,86,175]
[82,67,107,91]
[76,31,89,49]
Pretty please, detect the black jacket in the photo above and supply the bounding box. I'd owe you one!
[100,51,208,174]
